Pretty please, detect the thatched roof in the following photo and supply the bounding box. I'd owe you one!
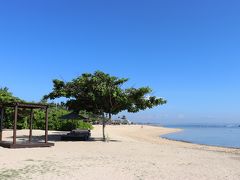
[60,112,89,121]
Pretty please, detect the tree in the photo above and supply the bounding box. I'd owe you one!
[0,87,23,128]
[44,71,167,141]
[0,87,92,130]
[0,87,21,104]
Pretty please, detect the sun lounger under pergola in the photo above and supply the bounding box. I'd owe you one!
[0,102,54,148]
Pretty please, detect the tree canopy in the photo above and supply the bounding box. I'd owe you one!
[0,87,92,131]
[44,71,167,140]
[0,87,22,104]
[44,71,166,115]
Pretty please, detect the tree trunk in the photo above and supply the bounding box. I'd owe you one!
[102,113,106,141]
[108,113,112,121]
[102,113,112,142]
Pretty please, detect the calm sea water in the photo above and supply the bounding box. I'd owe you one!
[161,124,240,148]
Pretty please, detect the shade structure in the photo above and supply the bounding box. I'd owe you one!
[0,102,54,148]
[60,112,89,122]
[0,102,49,109]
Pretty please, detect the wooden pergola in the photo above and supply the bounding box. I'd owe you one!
[0,102,54,148]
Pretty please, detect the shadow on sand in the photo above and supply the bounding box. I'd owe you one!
[4,132,121,143]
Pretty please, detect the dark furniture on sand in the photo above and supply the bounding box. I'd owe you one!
[61,129,91,141]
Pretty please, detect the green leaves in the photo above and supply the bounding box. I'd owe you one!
[44,71,167,140]
[43,80,67,100]
[125,87,167,112]
[0,87,22,103]
[45,71,167,117]
[0,87,93,131]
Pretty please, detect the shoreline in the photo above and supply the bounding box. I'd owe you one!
[131,124,240,153]
[161,136,240,151]
[104,124,240,155]
[140,125,240,154]
[156,125,240,153]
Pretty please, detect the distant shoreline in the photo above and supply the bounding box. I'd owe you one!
[128,124,240,152]
[161,136,240,150]
[158,125,240,150]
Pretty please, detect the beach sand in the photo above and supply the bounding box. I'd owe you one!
[0,125,240,180]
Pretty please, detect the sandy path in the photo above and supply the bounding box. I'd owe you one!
[0,125,240,180]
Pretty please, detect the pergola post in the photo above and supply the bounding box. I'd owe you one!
[45,107,49,143]
[0,107,3,141]
[29,109,34,143]
[13,105,18,145]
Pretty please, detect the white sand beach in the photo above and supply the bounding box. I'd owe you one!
[0,125,240,180]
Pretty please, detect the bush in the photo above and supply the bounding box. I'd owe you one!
[58,120,93,131]
[2,105,93,131]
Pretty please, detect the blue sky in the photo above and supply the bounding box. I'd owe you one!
[0,0,240,124]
